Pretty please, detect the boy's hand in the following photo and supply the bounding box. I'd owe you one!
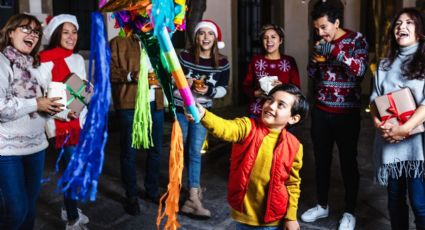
[196,103,206,118]
[283,220,300,230]
[184,103,206,123]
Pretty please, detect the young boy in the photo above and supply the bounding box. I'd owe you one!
[191,84,308,230]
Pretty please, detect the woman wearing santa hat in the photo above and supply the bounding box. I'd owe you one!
[243,24,301,117]
[37,14,89,230]
[173,19,230,219]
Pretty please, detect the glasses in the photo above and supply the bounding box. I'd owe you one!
[18,25,41,38]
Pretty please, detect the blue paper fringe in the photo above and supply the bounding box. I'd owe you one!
[57,11,111,202]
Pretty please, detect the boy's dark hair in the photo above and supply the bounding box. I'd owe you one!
[311,2,342,23]
[268,84,309,123]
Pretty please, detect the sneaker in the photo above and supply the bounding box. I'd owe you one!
[61,208,89,224]
[338,212,356,230]
[123,196,140,216]
[65,217,89,230]
[301,204,329,222]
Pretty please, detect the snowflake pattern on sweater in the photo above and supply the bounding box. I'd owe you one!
[308,30,368,113]
[243,55,301,116]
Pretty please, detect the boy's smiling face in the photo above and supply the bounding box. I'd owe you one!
[261,91,300,130]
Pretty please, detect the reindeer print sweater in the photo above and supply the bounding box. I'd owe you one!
[307,30,368,113]
[173,50,230,109]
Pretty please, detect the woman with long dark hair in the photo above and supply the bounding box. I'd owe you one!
[0,14,62,229]
[38,14,89,230]
[173,19,230,219]
[370,8,425,229]
[243,24,300,117]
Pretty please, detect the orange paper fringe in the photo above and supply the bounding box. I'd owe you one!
[157,120,184,230]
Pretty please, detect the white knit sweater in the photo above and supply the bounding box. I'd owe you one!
[37,53,88,137]
[0,53,48,156]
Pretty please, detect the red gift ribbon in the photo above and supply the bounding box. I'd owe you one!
[380,93,415,126]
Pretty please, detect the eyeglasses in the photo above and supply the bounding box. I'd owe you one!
[18,25,41,38]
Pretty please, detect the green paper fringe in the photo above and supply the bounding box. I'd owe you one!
[136,32,175,116]
[131,46,153,149]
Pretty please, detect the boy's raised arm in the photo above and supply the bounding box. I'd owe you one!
[201,109,251,143]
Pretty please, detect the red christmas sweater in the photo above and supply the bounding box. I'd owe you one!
[243,55,300,116]
[307,29,368,113]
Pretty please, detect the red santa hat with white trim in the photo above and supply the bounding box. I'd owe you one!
[193,19,225,49]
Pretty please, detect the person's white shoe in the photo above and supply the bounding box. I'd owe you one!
[65,217,89,230]
[61,208,89,224]
[338,212,356,230]
[300,204,329,222]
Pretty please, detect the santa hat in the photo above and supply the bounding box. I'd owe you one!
[193,19,225,49]
[44,14,79,43]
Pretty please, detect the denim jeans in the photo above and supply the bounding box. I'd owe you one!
[62,146,79,222]
[0,150,45,230]
[176,111,207,188]
[117,101,164,198]
[235,222,280,230]
[311,107,360,213]
[387,173,425,229]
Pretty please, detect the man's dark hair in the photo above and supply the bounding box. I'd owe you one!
[268,84,309,124]
[311,2,342,23]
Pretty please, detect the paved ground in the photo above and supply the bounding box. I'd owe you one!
[34,105,416,229]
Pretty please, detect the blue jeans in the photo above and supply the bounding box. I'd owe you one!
[0,150,45,230]
[176,111,207,188]
[235,222,280,230]
[117,102,164,198]
[387,173,425,229]
[62,146,79,222]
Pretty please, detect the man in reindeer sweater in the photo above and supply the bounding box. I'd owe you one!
[301,2,368,230]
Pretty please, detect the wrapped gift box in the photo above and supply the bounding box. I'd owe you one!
[64,73,94,117]
[374,88,424,135]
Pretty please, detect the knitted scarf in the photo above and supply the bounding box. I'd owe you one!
[2,45,40,118]
[39,47,81,148]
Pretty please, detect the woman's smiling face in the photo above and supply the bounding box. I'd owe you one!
[262,29,282,55]
[196,27,216,52]
[394,13,419,47]
[8,21,40,54]
[60,22,78,50]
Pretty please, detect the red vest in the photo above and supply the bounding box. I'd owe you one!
[227,118,300,223]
